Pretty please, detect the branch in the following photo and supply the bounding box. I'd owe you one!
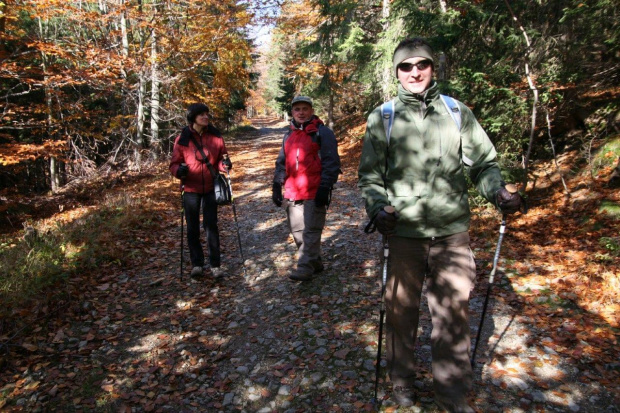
[503,0,536,193]
[545,109,570,197]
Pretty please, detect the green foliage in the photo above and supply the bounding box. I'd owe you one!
[599,200,620,218]
[0,233,70,310]
[599,236,620,255]
[448,68,529,159]
[586,104,620,176]
[596,235,620,263]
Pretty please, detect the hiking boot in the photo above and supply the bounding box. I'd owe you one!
[288,272,313,282]
[313,262,324,273]
[436,398,474,413]
[190,266,203,278]
[392,386,415,407]
[211,266,225,280]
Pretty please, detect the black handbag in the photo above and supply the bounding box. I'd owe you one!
[213,172,232,205]
[188,135,231,206]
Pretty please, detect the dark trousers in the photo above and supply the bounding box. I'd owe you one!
[184,191,220,268]
[386,232,476,403]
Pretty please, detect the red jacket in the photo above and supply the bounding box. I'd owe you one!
[279,117,324,200]
[170,125,228,194]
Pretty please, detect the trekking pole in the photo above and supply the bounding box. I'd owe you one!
[471,184,518,367]
[364,205,396,406]
[223,156,247,278]
[180,182,185,278]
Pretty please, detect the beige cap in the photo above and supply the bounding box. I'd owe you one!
[291,96,313,107]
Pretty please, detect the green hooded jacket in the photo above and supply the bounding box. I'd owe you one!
[358,82,504,238]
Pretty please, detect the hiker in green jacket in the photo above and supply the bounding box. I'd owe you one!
[358,38,523,412]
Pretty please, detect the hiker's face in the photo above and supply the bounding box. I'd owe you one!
[193,112,209,129]
[292,103,314,124]
[397,57,433,95]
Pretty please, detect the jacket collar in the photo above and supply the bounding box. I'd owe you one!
[397,81,439,107]
[178,124,222,146]
[290,115,323,134]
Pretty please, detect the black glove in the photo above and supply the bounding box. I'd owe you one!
[222,156,232,170]
[496,187,523,214]
[176,163,189,179]
[314,185,331,208]
[272,182,283,207]
[375,207,400,235]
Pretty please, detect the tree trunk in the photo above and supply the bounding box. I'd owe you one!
[39,16,53,192]
[120,1,129,57]
[50,156,60,193]
[504,0,536,192]
[0,0,6,48]
[150,29,161,159]
[135,71,146,167]
[381,0,391,101]
[545,110,570,196]
[439,0,447,13]
[328,83,334,129]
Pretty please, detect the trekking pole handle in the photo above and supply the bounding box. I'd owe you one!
[382,206,395,255]
[504,182,528,214]
[364,205,396,234]
[504,183,517,194]
[490,188,513,284]
[222,154,230,173]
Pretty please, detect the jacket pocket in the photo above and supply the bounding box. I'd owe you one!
[388,181,415,197]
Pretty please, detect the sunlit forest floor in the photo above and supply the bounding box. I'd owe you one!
[0,117,618,412]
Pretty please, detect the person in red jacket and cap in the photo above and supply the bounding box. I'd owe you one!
[170,103,232,280]
[272,96,341,281]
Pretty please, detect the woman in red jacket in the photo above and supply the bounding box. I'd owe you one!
[170,103,232,279]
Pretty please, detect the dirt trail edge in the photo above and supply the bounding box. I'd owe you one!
[1,118,618,413]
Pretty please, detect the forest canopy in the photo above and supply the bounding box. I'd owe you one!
[1,0,619,196]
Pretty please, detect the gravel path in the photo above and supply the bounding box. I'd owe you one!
[3,119,617,412]
[172,120,619,412]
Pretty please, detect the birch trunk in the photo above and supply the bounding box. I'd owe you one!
[120,1,129,58]
[135,72,146,167]
[150,30,161,159]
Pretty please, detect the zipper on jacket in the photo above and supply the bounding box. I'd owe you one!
[296,148,299,171]
[437,119,443,166]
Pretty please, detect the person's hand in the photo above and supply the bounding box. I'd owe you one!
[222,156,232,170]
[375,207,399,235]
[272,182,283,207]
[176,163,189,179]
[314,185,331,208]
[496,184,523,214]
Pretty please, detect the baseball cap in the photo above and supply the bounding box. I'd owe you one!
[291,96,313,107]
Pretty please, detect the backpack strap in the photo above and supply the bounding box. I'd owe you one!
[188,134,219,178]
[311,130,321,148]
[440,94,476,167]
[381,99,395,144]
[440,94,462,131]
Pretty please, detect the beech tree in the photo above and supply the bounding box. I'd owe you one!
[0,0,254,194]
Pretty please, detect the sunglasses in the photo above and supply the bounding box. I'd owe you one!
[397,60,432,72]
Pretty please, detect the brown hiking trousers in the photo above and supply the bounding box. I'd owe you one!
[285,199,326,276]
[386,232,476,403]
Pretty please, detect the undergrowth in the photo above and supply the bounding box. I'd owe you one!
[0,192,158,326]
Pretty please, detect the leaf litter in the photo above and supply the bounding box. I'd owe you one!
[0,118,618,412]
